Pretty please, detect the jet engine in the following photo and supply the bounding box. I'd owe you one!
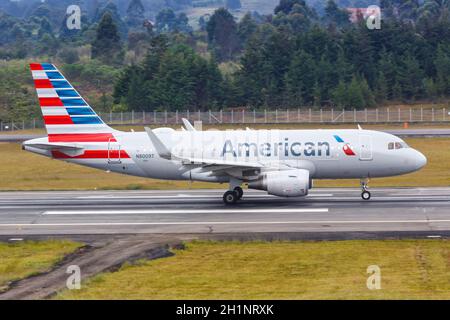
[248,169,310,197]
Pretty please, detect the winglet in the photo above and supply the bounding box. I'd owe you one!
[182,118,196,131]
[144,127,172,160]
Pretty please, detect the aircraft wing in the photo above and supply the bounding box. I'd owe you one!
[179,157,264,168]
[144,127,263,170]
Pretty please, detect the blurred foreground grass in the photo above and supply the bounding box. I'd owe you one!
[57,240,450,300]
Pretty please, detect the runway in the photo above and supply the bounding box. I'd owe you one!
[0,188,449,236]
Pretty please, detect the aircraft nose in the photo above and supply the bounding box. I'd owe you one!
[414,150,427,170]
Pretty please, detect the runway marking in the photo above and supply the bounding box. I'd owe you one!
[42,208,329,215]
[0,219,449,227]
[75,194,334,199]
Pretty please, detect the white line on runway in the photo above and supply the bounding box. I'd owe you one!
[0,219,448,227]
[75,194,334,199]
[42,208,329,215]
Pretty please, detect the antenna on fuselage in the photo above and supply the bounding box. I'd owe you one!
[357,124,363,130]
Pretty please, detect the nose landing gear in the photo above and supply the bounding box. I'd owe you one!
[360,178,371,200]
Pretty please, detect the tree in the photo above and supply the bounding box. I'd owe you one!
[324,0,350,28]
[397,54,424,100]
[374,71,388,104]
[155,8,176,32]
[91,12,123,64]
[126,70,148,111]
[346,77,366,109]
[155,9,192,33]
[419,0,450,21]
[206,8,240,61]
[434,44,450,96]
[113,41,227,111]
[94,2,127,35]
[275,0,307,15]
[284,50,316,106]
[423,77,438,100]
[331,80,347,107]
[38,17,53,39]
[238,13,257,45]
[175,13,192,33]
[126,0,145,28]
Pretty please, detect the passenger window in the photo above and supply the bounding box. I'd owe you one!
[388,142,394,150]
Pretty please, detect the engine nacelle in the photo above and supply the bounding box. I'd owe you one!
[248,169,310,197]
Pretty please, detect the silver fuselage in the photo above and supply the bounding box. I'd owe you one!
[23,128,427,184]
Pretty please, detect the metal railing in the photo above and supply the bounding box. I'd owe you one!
[1,107,449,131]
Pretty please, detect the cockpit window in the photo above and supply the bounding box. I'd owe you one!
[388,142,409,150]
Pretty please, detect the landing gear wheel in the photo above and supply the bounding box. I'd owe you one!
[361,190,371,200]
[223,190,238,205]
[360,178,371,201]
[234,186,243,200]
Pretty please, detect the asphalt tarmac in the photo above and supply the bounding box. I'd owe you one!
[0,188,449,236]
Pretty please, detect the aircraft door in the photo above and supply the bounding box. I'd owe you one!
[359,134,373,161]
[108,138,122,164]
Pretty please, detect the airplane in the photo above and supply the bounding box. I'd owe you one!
[23,63,427,204]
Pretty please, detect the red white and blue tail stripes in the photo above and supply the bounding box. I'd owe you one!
[29,63,127,160]
[30,63,114,137]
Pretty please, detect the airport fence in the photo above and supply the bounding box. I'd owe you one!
[1,107,450,131]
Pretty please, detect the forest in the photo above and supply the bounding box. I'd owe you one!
[0,0,450,121]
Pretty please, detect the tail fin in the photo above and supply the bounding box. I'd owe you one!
[29,63,115,140]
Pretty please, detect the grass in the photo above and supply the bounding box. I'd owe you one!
[0,137,448,190]
[56,240,450,300]
[0,240,82,292]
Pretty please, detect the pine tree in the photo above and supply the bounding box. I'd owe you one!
[397,54,424,100]
[346,77,365,109]
[91,12,123,64]
[375,72,388,104]
[423,77,437,100]
[206,8,240,61]
[126,0,145,28]
[313,81,321,106]
[126,70,148,111]
[284,50,316,106]
[324,0,350,28]
[360,77,376,108]
[434,44,450,96]
[331,80,347,107]
[238,13,257,45]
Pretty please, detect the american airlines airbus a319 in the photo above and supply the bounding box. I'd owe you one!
[23,63,427,204]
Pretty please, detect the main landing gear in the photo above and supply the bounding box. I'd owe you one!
[223,183,243,205]
[360,178,371,200]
